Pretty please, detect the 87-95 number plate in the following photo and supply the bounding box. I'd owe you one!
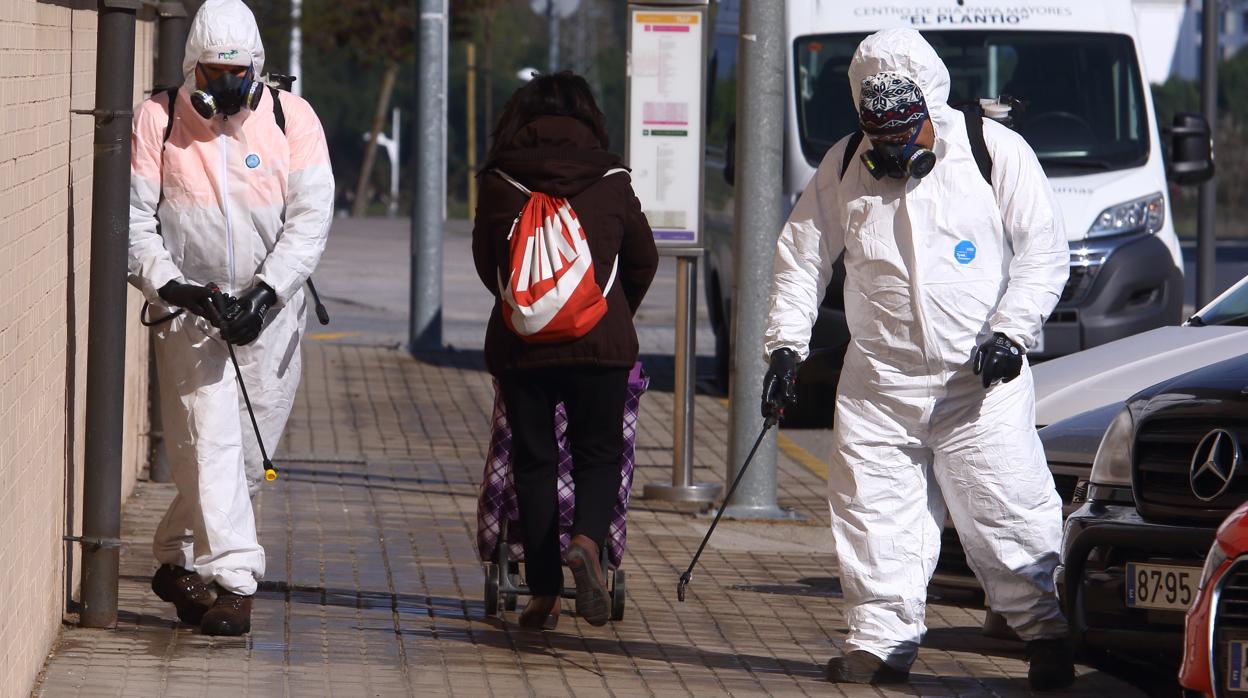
[1125,562,1197,611]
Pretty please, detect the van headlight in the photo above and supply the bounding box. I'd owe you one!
[1089,405,1136,487]
[1086,192,1165,238]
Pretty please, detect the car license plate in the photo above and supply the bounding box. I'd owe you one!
[1230,641,1248,692]
[1125,562,1197,611]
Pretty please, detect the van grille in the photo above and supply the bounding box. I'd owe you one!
[1214,561,1248,691]
[1133,418,1248,525]
[1217,565,1248,625]
[1060,264,1099,305]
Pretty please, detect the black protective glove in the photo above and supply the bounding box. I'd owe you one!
[222,283,277,346]
[761,348,800,422]
[158,280,225,328]
[973,332,1024,389]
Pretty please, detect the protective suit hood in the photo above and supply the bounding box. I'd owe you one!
[848,29,950,120]
[183,0,266,91]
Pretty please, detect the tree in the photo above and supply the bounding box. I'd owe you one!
[305,0,414,217]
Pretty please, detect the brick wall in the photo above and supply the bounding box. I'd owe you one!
[0,3,156,697]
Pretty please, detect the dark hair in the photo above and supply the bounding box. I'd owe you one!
[485,71,609,166]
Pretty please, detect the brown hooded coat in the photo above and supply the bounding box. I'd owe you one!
[472,115,659,375]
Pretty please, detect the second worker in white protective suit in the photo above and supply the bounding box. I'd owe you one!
[761,29,1074,690]
[128,0,334,635]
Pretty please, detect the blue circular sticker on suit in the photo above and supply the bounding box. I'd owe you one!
[245,154,261,169]
[954,240,977,265]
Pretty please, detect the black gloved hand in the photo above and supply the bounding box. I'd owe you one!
[761,348,800,422]
[222,283,277,346]
[973,332,1024,389]
[158,280,225,328]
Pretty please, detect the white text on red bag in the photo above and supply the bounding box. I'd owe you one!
[494,169,625,343]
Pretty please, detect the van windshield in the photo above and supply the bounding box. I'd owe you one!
[795,31,1150,176]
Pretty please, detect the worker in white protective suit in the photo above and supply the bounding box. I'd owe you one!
[761,29,1073,690]
[128,0,333,636]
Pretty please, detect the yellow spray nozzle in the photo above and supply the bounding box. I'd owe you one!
[265,469,277,482]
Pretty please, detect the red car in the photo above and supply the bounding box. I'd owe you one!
[1181,500,1248,696]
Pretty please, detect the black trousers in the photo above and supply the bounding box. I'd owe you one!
[498,365,629,596]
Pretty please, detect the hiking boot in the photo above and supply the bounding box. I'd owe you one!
[566,535,611,626]
[150,564,215,625]
[1027,637,1075,691]
[201,587,253,636]
[825,651,911,684]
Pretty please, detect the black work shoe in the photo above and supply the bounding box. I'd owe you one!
[825,651,911,684]
[200,587,253,636]
[150,564,215,625]
[1027,637,1076,691]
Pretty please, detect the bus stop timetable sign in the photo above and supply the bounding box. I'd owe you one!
[627,4,707,252]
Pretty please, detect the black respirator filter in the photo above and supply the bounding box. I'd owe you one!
[191,64,262,119]
[861,118,936,180]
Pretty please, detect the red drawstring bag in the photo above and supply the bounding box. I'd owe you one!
[494,169,624,343]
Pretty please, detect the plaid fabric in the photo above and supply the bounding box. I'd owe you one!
[476,363,647,569]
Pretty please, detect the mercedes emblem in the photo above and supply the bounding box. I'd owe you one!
[1189,429,1243,502]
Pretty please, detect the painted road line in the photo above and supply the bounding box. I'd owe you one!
[778,434,829,481]
[716,397,829,481]
[308,331,362,341]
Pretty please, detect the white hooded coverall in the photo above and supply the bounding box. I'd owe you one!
[128,0,334,595]
[763,29,1069,667]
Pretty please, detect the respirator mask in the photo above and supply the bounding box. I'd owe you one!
[191,63,263,119]
[861,118,936,180]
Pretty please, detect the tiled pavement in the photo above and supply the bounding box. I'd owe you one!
[33,340,1143,697]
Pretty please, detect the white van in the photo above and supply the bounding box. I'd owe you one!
[702,0,1212,421]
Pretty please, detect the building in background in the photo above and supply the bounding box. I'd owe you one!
[0,4,157,698]
[1135,0,1248,82]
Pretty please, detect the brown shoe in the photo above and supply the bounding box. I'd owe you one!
[518,595,561,630]
[566,535,610,626]
[150,564,215,625]
[200,587,252,636]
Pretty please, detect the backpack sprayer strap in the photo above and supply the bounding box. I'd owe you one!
[141,300,184,327]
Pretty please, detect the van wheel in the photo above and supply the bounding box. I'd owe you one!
[706,274,731,392]
[714,328,730,392]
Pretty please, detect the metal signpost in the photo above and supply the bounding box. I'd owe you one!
[1197,0,1218,307]
[410,0,447,353]
[627,0,720,505]
[530,0,581,72]
[723,0,788,520]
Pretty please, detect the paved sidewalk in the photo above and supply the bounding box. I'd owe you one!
[34,338,1142,697]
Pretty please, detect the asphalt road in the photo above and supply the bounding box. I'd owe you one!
[1183,239,1248,308]
[311,217,717,358]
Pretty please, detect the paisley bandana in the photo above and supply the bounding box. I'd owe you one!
[859,71,928,136]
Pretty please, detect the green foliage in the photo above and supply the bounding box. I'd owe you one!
[445,0,628,204]
[303,0,415,67]
[242,0,632,213]
[1151,75,1199,126]
[1147,46,1248,236]
[1220,46,1248,125]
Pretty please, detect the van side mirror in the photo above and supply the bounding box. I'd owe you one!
[724,119,736,187]
[1165,113,1214,185]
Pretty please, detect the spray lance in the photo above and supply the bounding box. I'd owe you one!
[208,284,278,482]
[676,413,779,602]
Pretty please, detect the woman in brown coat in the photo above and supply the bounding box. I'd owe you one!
[472,73,658,629]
